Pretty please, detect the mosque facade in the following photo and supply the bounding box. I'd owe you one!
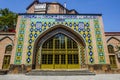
[0,0,120,74]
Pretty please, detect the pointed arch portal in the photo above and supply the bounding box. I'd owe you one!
[33,25,86,69]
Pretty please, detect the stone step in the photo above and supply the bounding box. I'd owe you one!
[0,70,8,75]
[26,70,95,76]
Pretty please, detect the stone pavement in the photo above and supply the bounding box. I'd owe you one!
[0,74,120,80]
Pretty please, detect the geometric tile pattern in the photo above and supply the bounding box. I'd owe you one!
[94,19,106,63]
[80,45,86,65]
[14,19,26,64]
[25,15,95,65]
[13,15,102,65]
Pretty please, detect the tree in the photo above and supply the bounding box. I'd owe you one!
[0,8,18,32]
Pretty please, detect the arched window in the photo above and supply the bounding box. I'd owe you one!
[2,45,12,69]
[40,33,80,69]
[5,45,12,54]
[108,45,114,53]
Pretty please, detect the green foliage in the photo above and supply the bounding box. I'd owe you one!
[0,8,18,32]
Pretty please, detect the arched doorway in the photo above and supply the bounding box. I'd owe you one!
[33,25,86,69]
[41,33,80,69]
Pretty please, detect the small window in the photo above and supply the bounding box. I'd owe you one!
[108,45,114,53]
[73,54,79,64]
[109,55,117,68]
[61,54,66,64]
[5,45,12,54]
[48,54,53,64]
[2,55,11,69]
[55,55,59,64]
[68,54,72,64]
[42,54,47,64]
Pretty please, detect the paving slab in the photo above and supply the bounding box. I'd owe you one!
[0,74,120,80]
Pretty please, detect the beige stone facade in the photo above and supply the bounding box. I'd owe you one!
[105,32,120,69]
[0,33,15,69]
[0,0,120,74]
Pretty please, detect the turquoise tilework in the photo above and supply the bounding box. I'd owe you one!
[94,19,106,64]
[14,19,26,64]
[21,15,97,65]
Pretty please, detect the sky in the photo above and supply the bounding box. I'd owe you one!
[0,0,120,32]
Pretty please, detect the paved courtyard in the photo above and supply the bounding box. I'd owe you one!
[0,74,120,80]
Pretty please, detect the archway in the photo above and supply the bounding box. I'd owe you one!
[33,25,86,69]
[107,37,120,68]
[2,45,12,69]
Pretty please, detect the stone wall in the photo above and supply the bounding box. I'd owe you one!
[105,32,120,69]
[0,32,15,69]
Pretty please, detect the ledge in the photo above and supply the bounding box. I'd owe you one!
[0,32,15,35]
[18,13,102,16]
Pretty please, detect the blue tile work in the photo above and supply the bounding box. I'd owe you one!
[14,19,26,64]
[94,19,106,64]
[20,15,98,65]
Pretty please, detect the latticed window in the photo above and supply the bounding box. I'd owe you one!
[108,45,114,53]
[2,45,12,69]
[5,45,12,54]
[109,55,117,68]
[40,33,81,69]
[2,55,11,69]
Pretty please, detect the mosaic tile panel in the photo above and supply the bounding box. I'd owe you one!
[14,19,26,64]
[22,15,96,65]
[78,22,94,64]
[80,45,85,65]
[94,19,106,63]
